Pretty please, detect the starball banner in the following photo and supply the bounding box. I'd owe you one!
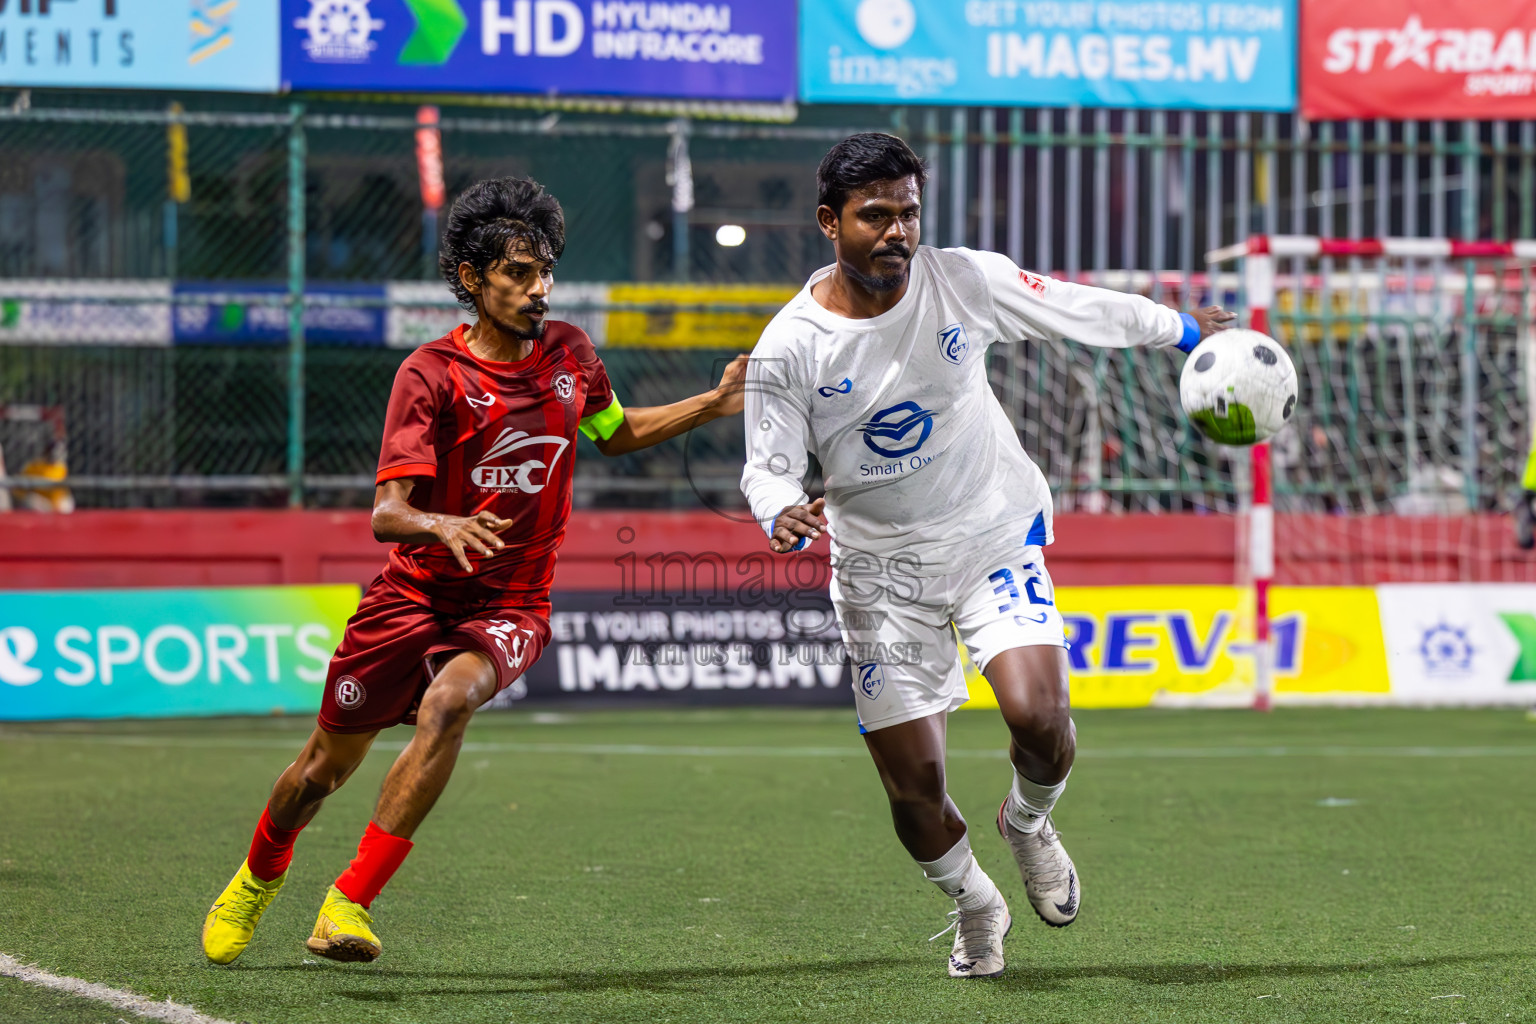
[0,0,280,92]
[799,0,1296,109]
[281,0,796,101]
[1302,0,1536,119]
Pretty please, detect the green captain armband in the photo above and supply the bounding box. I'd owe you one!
[579,397,625,442]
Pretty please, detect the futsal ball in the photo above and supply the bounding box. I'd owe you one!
[1179,328,1298,445]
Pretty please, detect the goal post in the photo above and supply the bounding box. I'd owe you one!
[1205,235,1536,709]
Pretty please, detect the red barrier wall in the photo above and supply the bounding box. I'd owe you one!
[0,510,1238,590]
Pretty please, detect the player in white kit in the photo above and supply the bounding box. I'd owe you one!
[741,134,1233,979]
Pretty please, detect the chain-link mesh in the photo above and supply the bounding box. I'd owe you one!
[3,91,1536,536]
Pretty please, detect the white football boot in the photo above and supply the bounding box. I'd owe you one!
[997,797,1080,927]
[931,889,1011,979]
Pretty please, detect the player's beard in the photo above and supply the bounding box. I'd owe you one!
[848,242,912,294]
[485,302,549,341]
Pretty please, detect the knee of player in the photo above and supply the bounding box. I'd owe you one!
[883,761,947,809]
[297,757,350,800]
[1003,705,1074,748]
[416,688,477,737]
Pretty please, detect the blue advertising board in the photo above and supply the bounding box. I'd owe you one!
[281,0,795,101]
[0,0,279,92]
[800,0,1295,110]
[173,283,386,346]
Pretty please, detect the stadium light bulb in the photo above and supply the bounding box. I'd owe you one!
[715,224,746,247]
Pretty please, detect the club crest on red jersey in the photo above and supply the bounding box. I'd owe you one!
[471,427,571,493]
[550,370,576,404]
[334,675,366,709]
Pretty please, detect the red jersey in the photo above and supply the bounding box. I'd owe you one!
[375,322,620,613]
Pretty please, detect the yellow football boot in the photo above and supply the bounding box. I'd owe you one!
[202,860,286,965]
[306,885,382,962]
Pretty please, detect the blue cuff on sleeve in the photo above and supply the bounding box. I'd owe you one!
[1178,313,1202,353]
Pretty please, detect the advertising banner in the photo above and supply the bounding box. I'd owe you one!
[1302,0,1536,119]
[484,590,853,710]
[172,283,386,346]
[959,585,1390,710]
[0,0,279,92]
[800,0,1296,109]
[17,581,1536,721]
[0,280,170,346]
[1377,584,1536,705]
[604,283,796,347]
[281,0,796,101]
[0,586,357,722]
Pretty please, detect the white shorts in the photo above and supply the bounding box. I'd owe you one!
[829,544,1067,733]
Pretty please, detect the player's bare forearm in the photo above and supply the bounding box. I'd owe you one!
[594,354,748,456]
[371,479,511,573]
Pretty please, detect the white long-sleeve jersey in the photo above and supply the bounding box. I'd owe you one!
[740,245,1192,577]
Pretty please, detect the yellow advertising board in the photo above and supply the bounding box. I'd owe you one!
[605,284,797,348]
[960,586,1390,709]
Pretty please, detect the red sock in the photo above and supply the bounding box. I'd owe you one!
[247,805,306,882]
[333,821,414,908]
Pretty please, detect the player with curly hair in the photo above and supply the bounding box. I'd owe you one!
[200,177,747,965]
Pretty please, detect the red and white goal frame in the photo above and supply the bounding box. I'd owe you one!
[1204,235,1536,710]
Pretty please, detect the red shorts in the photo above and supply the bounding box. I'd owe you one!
[319,575,551,734]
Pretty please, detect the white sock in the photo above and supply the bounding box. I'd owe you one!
[916,833,998,912]
[1007,770,1068,835]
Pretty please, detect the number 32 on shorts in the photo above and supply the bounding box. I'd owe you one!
[988,561,1054,614]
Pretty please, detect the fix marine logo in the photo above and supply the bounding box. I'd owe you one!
[471,428,571,493]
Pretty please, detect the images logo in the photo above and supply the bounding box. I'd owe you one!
[856,0,916,49]
[860,401,934,458]
[938,323,968,365]
[295,0,384,63]
[471,428,571,493]
[817,377,854,398]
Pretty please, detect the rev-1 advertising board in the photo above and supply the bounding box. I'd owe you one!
[281,0,796,101]
[800,0,1296,109]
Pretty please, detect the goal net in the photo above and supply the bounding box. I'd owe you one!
[1208,235,1536,587]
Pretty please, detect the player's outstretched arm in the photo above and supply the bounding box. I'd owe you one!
[591,354,748,456]
[370,478,512,573]
[964,248,1236,351]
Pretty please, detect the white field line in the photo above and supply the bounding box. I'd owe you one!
[4,731,1536,760]
[0,953,235,1024]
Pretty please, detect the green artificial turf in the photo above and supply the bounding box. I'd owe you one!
[1,707,1534,1023]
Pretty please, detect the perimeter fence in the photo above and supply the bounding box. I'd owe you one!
[1,91,1534,526]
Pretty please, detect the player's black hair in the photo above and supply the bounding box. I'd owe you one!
[816,132,928,215]
[439,176,566,311]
